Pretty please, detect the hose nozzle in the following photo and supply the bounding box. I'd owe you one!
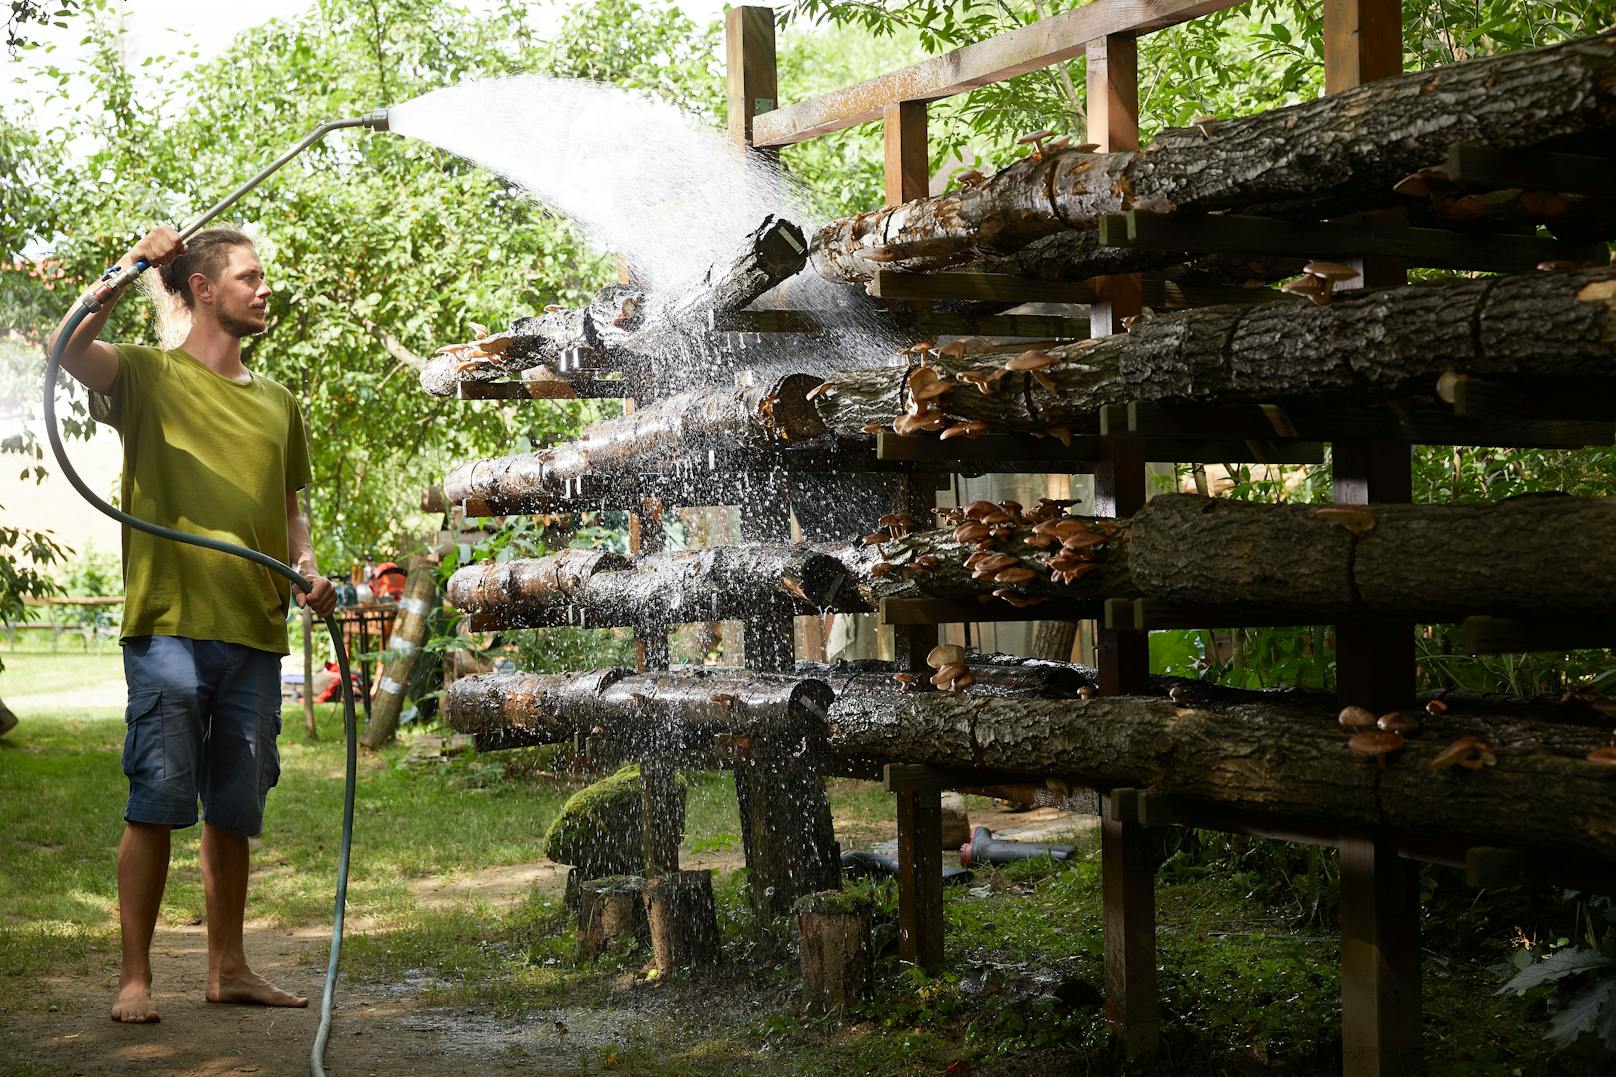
[358,109,390,133]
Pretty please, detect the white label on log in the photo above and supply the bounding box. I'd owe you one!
[378,676,405,696]
[399,596,431,616]
[391,637,419,653]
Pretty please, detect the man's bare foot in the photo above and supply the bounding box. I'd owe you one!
[205,968,308,1008]
[111,979,159,1023]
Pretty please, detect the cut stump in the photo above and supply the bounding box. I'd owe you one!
[577,875,648,961]
[795,890,874,1012]
[642,870,721,974]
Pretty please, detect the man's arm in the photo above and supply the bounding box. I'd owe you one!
[286,490,337,617]
[45,226,186,395]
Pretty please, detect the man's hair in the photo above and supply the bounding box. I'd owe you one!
[157,227,254,309]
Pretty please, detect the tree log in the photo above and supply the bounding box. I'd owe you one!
[643,870,722,973]
[359,557,438,749]
[446,544,855,628]
[826,688,1616,863]
[795,890,874,1012]
[446,669,833,761]
[441,372,825,507]
[812,268,1616,435]
[812,32,1616,284]
[577,875,648,961]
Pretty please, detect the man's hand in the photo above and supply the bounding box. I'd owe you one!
[295,575,338,618]
[129,226,186,269]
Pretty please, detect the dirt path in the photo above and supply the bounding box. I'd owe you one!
[3,804,1086,1076]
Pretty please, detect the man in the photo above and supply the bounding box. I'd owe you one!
[48,225,337,1024]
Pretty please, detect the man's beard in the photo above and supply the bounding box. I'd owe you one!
[217,307,268,339]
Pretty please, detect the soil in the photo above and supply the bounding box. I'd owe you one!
[1,802,1086,1076]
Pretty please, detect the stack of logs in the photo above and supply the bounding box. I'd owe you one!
[431,28,1616,1000]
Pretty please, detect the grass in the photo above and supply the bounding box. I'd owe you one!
[1,652,1607,1073]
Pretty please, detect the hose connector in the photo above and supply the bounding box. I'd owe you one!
[359,109,391,132]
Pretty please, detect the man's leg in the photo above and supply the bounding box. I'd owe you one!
[113,821,170,1023]
[200,642,305,1008]
[200,822,305,1006]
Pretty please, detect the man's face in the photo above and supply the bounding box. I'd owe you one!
[208,245,272,339]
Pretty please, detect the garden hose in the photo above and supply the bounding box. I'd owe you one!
[45,110,391,1077]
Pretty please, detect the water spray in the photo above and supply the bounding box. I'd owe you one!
[45,110,391,1077]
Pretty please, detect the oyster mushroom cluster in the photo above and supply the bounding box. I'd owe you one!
[436,321,514,376]
[864,496,1115,609]
[1339,703,1501,772]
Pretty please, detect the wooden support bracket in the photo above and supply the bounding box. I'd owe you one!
[1462,615,1616,655]
[1438,372,1616,423]
[1446,143,1616,199]
[879,596,1105,626]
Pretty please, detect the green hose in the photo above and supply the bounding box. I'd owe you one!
[46,298,359,1077]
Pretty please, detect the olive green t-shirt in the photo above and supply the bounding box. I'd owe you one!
[97,344,313,655]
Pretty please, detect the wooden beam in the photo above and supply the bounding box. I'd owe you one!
[712,308,1092,339]
[879,596,1105,626]
[1441,373,1616,422]
[883,101,929,205]
[1446,143,1616,198]
[1462,615,1616,654]
[1098,210,1606,273]
[751,0,1244,147]
[868,268,1292,308]
[1086,32,1142,338]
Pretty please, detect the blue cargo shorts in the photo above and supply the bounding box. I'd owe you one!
[121,635,284,838]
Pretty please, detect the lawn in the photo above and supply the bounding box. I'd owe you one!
[0,651,1602,1074]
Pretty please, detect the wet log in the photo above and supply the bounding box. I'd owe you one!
[359,558,438,749]
[840,492,1616,621]
[795,890,874,1012]
[812,268,1616,435]
[441,372,824,507]
[446,669,833,760]
[812,32,1616,284]
[446,544,854,628]
[577,875,647,961]
[644,870,721,972]
[826,690,1616,862]
[422,218,807,396]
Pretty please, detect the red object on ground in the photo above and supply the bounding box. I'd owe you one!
[370,561,407,600]
[314,660,361,703]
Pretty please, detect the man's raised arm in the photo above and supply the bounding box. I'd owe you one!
[45,226,186,395]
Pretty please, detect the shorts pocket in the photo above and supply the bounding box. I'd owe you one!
[122,689,165,781]
[257,707,282,796]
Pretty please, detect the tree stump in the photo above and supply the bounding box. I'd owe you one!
[642,870,721,973]
[576,875,647,961]
[794,890,874,1012]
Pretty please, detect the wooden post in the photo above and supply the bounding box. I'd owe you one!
[643,869,722,973]
[883,101,928,204]
[1323,5,1421,1074]
[360,557,437,749]
[1089,29,1157,1060]
[726,6,778,152]
[796,890,874,1012]
[301,604,317,739]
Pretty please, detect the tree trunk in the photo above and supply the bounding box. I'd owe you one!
[360,558,438,749]
[643,870,722,973]
[577,875,647,961]
[795,890,874,1012]
[441,372,825,507]
[447,544,855,629]
[811,32,1616,284]
[812,268,1616,436]
[0,697,16,738]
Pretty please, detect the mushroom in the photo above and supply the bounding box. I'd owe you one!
[1377,711,1421,735]
[954,522,992,545]
[926,643,966,669]
[1347,730,1404,767]
[1314,505,1377,536]
[870,562,895,577]
[1006,349,1062,371]
[1587,746,1616,767]
[1031,369,1059,392]
[1337,706,1378,730]
[1077,686,1096,700]
[1430,736,1496,771]
[878,511,917,532]
[1062,531,1107,553]
[951,672,977,690]
[1191,114,1217,139]
[973,553,1020,576]
[861,422,887,435]
[1424,699,1448,716]
[940,420,990,440]
[991,589,1044,608]
[957,169,986,188]
[994,566,1039,585]
[1071,142,1100,153]
[892,672,918,691]
[912,554,942,570]
[1281,274,1330,306]
[805,380,837,401]
[1016,129,1056,158]
[931,662,970,688]
[1301,260,1359,303]
[937,340,970,359]
[964,500,999,521]
[911,379,954,403]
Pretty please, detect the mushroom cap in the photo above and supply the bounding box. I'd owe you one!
[1017,129,1056,144]
[911,379,954,402]
[1424,699,1449,715]
[953,522,991,544]
[1377,711,1421,735]
[964,500,999,520]
[1303,260,1358,282]
[994,566,1039,585]
[1348,730,1405,756]
[1430,736,1483,771]
[926,643,966,669]
[1006,349,1062,371]
[1281,275,1327,299]
[1338,706,1378,730]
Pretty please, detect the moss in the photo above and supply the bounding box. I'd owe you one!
[793,889,872,918]
[580,874,645,895]
[541,765,691,874]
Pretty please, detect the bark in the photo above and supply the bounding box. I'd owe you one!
[969,229,1304,286]
[812,32,1616,284]
[669,215,808,319]
[825,689,1616,862]
[446,544,855,628]
[446,669,833,761]
[360,558,438,749]
[441,372,825,507]
[643,870,721,972]
[813,268,1616,435]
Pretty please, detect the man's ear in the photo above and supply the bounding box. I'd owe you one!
[189,271,214,306]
